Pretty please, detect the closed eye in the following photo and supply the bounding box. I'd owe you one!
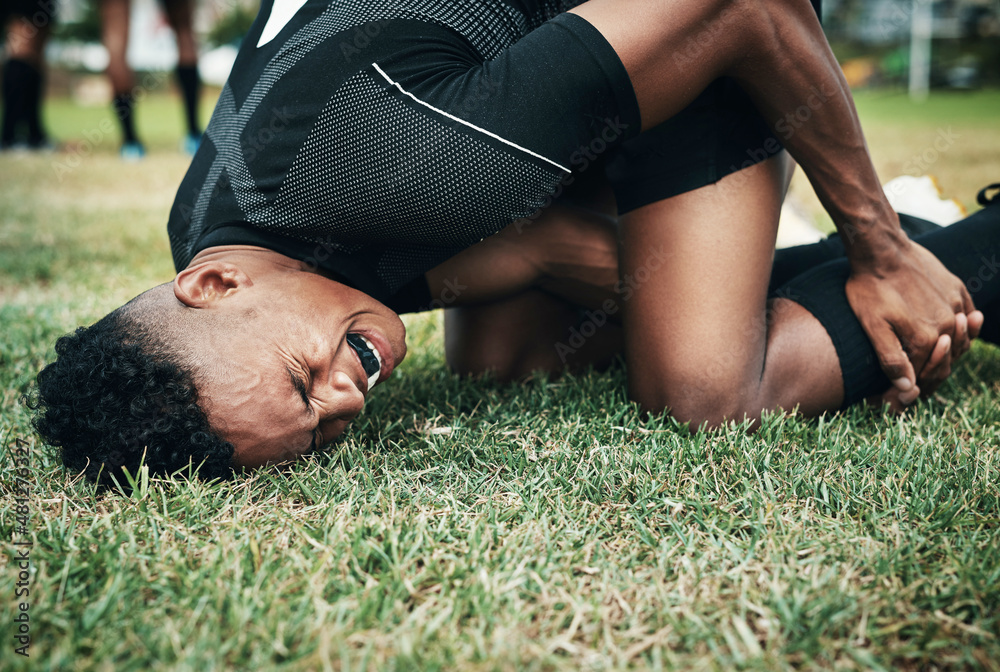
[287,365,320,454]
[287,365,312,412]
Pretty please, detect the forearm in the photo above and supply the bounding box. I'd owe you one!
[569,0,906,265]
[425,205,621,310]
[728,0,904,264]
[424,229,544,307]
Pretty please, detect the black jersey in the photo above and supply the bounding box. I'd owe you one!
[167,0,636,312]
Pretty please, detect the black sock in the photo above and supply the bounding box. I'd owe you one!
[2,59,34,146]
[912,207,1000,348]
[175,64,201,136]
[771,204,1000,407]
[769,236,848,293]
[112,93,139,145]
[24,62,46,146]
[769,214,941,292]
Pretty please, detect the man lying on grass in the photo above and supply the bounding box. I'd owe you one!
[28,0,994,485]
[29,181,1000,484]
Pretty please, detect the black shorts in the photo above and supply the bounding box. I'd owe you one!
[604,0,820,213]
[606,78,784,214]
[155,0,188,11]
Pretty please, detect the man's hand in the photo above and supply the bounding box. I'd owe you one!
[846,239,975,394]
[870,309,984,413]
[869,333,947,412]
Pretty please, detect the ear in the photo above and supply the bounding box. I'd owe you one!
[173,261,253,308]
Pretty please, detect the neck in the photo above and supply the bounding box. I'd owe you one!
[189,245,302,270]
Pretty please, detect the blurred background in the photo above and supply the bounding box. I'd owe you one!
[37,0,1000,99]
[45,0,257,92]
[2,0,999,218]
[823,0,1000,93]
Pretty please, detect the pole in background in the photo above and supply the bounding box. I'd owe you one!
[909,0,933,100]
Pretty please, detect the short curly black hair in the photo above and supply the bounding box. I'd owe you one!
[27,288,235,488]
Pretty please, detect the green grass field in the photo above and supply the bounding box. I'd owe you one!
[789,89,1000,226]
[2,90,1000,671]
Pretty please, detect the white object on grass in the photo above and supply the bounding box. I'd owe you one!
[883,175,967,226]
[775,200,825,249]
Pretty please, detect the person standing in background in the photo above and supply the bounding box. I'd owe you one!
[99,0,202,159]
[1,0,55,150]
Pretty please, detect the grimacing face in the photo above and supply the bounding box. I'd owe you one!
[174,247,407,469]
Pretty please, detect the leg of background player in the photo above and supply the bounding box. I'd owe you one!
[2,15,51,149]
[163,0,201,153]
[100,0,144,158]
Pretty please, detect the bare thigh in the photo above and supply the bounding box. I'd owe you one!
[162,0,197,65]
[99,0,132,92]
[5,17,49,64]
[568,0,830,133]
[619,152,843,425]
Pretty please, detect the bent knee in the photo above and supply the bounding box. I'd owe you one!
[629,373,762,429]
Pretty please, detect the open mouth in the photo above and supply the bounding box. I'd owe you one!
[346,333,382,392]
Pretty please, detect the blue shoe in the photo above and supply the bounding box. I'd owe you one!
[182,133,202,156]
[120,141,146,162]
